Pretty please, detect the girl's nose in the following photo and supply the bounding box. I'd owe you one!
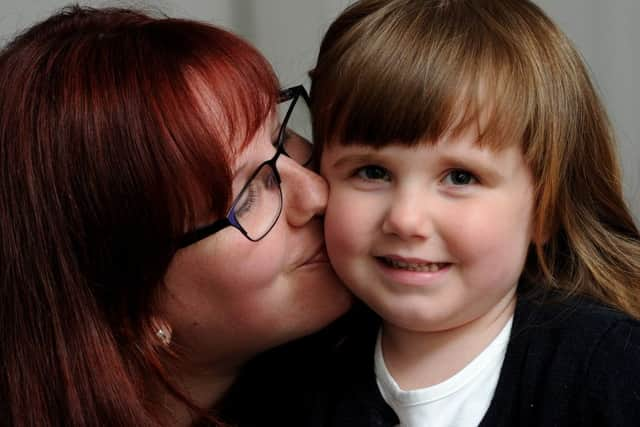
[279,157,328,227]
[382,188,433,240]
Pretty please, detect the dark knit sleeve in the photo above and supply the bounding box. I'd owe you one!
[582,318,640,426]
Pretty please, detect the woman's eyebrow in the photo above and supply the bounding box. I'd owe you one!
[270,112,280,139]
[232,162,249,179]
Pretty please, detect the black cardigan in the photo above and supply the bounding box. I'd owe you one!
[224,292,640,427]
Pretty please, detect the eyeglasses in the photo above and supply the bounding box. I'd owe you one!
[177,85,313,248]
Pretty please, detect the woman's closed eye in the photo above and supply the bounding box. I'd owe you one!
[234,185,258,218]
[234,166,278,219]
[443,169,477,186]
[263,168,279,190]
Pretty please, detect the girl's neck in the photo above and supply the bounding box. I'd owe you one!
[381,291,516,390]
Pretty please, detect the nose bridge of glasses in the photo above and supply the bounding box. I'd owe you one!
[278,90,313,165]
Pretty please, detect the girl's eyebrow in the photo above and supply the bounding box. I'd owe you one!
[327,146,506,180]
[327,152,381,169]
[438,153,504,182]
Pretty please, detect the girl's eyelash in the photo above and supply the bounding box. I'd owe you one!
[443,169,478,185]
[353,164,391,181]
[345,164,480,186]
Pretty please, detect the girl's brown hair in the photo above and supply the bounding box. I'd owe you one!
[311,0,640,317]
[0,6,277,426]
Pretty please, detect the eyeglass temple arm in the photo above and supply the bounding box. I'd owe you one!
[177,218,233,248]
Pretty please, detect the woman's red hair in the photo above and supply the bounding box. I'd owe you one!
[0,5,278,425]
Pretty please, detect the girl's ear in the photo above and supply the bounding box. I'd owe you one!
[531,215,554,246]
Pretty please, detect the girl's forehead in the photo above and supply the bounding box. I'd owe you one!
[325,67,527,154]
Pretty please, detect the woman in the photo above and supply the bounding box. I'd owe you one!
[0,6,351,426]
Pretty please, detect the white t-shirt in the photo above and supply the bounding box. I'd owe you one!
[375,318,513,427]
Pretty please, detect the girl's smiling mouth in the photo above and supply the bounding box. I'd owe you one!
[374,255,452,285]
[379,256,450,272]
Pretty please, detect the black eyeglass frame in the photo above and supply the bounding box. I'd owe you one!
[177,85,312,248]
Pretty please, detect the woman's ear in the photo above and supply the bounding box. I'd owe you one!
[151,316,173,346]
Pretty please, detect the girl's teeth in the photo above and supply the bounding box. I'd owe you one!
[384,258,445,272]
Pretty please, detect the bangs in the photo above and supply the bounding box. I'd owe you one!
[179,21,279,156]
[0,7,280,297]
[312,0,536,151]
[79,16,279,239]
[151,18,279,233]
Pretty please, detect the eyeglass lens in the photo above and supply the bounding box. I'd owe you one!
[177,90,314,246]
[231,162,282,240]
[231,92,313,240]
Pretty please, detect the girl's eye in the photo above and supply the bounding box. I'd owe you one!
[355,165,391,181]
[444,169,476,186]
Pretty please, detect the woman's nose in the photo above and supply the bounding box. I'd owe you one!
[279,158,328,227]
[381,188,433,240]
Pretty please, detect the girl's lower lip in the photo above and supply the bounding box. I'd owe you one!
[374,257,451,286]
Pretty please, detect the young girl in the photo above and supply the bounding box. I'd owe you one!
[307,0,640,426]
